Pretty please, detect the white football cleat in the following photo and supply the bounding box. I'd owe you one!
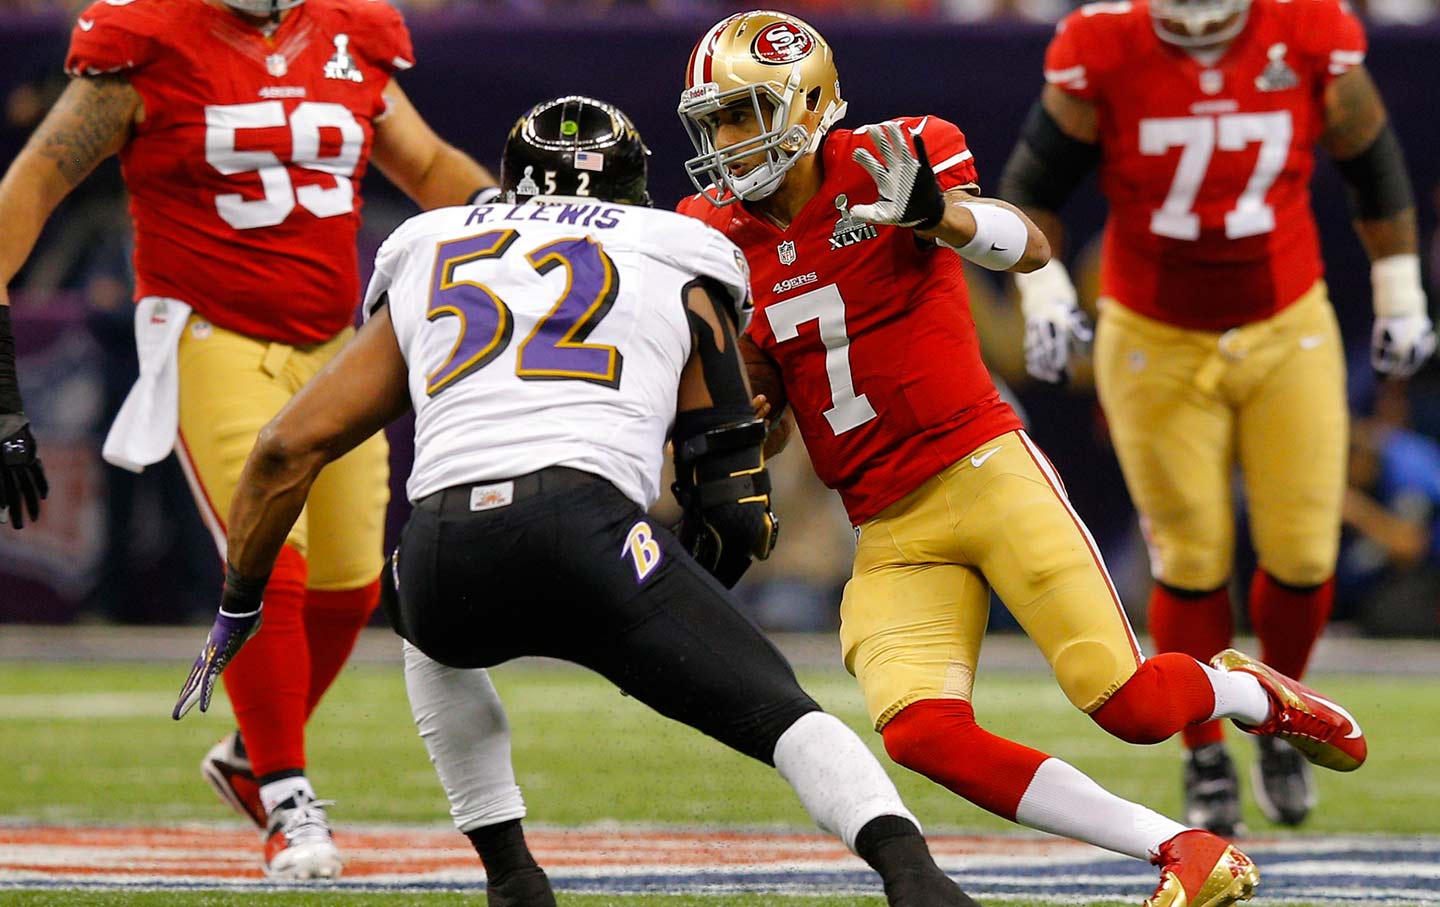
[263,791,343,880]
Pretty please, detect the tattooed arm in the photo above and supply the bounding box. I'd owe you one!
[0,75,140,308]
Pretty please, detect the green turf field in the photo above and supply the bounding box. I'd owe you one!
[2,657,1437,907]
[1,659,1435,834]
[0,894,1145,907]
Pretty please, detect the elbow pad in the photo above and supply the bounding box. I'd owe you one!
[671,416,779,588]
[997,99,1099,211]
[1335,124,1414,221]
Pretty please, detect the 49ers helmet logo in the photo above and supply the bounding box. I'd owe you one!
[751,22,815,64]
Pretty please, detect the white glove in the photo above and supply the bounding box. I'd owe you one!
[1014,259,1093,384]
[849,122,946,230]
[1371,254,1436,378]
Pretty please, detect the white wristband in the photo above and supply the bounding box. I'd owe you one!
[1371,253,1426,320]
[1013,258,1077,318]
[942,202,1028,271]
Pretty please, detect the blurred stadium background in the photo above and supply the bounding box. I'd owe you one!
[4,5,1440,633]
[2,2,1440,905]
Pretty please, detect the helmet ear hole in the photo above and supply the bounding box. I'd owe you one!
[805,87,822,113]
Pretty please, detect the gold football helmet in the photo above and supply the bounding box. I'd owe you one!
[678,11,847,206]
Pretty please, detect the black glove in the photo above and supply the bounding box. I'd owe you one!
[0,413,47,529]
[674,489,779,589]
[672,420,779,588]
[850,122,947,231]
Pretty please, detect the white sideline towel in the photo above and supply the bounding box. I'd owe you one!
[102,297,192,473]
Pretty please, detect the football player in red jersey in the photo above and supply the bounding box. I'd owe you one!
[678,11,1371,906]
[999,0,1434,835]
[0,0,498,879]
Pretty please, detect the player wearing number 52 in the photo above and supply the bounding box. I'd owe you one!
[999,0,1433,836]
[674,12,1371,907]
[0,0,495,880]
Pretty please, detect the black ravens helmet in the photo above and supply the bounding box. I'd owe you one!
[500,96,651,207]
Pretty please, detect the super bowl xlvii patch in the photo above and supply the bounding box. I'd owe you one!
[777,240,797,266]
[829,194,878,251]
[1255,43,1298,92]
[324,33,364,83]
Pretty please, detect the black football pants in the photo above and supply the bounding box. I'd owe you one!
[385,467,820,765]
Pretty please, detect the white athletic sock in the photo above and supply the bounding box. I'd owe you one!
[1200,661,1272,726]
[402,641,527,833]
[260,776,316,816]
[1015,758,1188,861]
[772,711,919,851]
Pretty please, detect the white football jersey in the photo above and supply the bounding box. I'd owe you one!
[364,196,751,508]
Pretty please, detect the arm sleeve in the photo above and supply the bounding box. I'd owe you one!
[359,0,416,75]
[1043,12,1099,102]
[903,115,979,192]
[662,223,753,330]
[65,0,156,76]
[1301,0,1367,85]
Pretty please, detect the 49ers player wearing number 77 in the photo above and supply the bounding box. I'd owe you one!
[678,11,1370,907]
[0,0,497,880]
[998,0,1434,836]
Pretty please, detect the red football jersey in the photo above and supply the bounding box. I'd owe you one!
[1045,0,1365,330]
[66,0,414,345]
[678,117,1022,524]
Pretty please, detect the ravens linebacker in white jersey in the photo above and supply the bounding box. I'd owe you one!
[173,96,981,907]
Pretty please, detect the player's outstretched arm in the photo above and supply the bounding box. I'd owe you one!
[227,303,412,581]
[372,80,497,210]
[174,306,412,718]
[847,121,1049,273]
[0,74,139,307]
[1321,66,1434,378]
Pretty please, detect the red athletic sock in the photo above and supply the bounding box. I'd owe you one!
[1091,653,1216,744]
[303,580,381,717]
[881,699,1048,822]
[223,545,310,778]
[1148,583,1233,749]
[1249,571,1333,680]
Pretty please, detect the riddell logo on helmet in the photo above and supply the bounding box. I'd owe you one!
[751,23,815,65]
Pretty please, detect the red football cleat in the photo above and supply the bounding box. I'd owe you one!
[201,731,265,828]
[1146,830,1259,907]
[1210,649,1367,772]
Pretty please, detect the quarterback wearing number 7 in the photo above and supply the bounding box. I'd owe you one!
[0,0,496,880]
[999,0,1434,836]
[676,10,1371,907]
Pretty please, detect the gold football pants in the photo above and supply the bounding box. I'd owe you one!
[174,316,390,589]
[1093,283,1346,591]
[841,430,1143,729]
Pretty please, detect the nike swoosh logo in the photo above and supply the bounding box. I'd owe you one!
[908,116,930,136]
[1299,335,1324,350]
[1310,692,1363,740]
[78,16,94,29]
[990,243,1007,252]
[970,447,1001,468]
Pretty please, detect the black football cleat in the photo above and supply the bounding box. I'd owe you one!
[1252,735,1316,826]
[486,866,557,907]
[1183,742,1246,838]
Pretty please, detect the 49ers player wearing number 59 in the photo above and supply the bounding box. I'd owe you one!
[678,11,1370,907]
[998,0,1434,836]
[0,0,497,880]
